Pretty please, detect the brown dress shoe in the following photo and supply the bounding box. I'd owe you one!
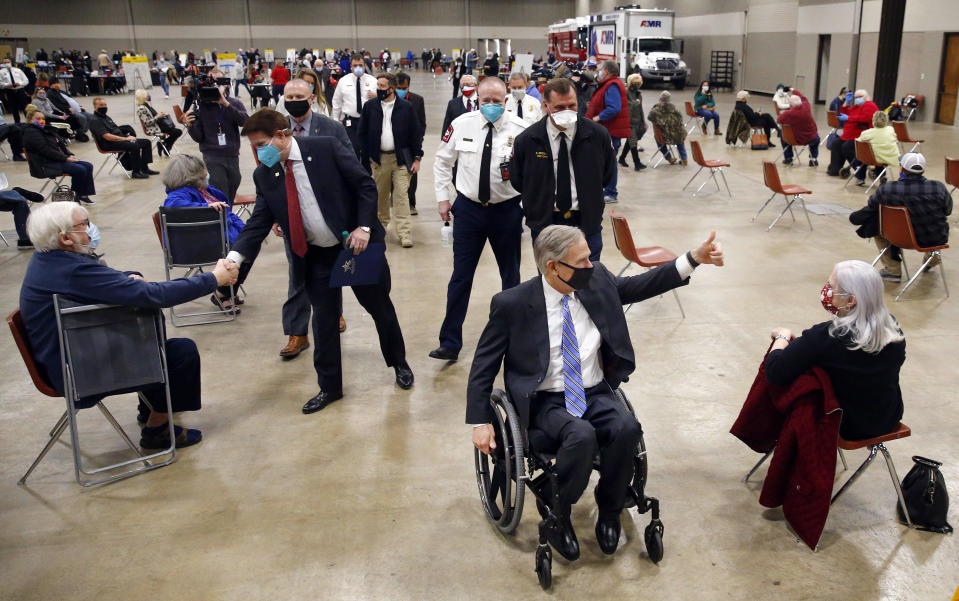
[339,316,347,332]
[280,335,310,358]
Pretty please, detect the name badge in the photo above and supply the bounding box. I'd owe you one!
[499,160,510,182]
[217,133,227,146]
[345,119,352,127]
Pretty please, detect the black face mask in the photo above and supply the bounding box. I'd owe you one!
[376,88,392,101]
[285,99,310,118]
[557,261,593,290]
[96,107,108,116]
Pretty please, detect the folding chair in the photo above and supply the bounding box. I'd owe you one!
[232,193,256,220]
[904,95,923,122]
[683,101,704,136]
[648,124,679,169]
[173,104,185,125]
[946,156,959,201]
[154,206,237,326]
[892,121,922,154]
[826,110,840,136]
[775,123,813,165]
[871,204,949,301]
[608,210,685,317]
[92,135,132,179]
[754,160,813,231]
[8,301,177,487]
[845,140,888,195]
[683,140,731,197]
[139,117,180,158]
[23,150,71,201]
[0,172,10,246]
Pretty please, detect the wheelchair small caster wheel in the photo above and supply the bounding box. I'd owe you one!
[535,545,552,590]
[644,520,664,564]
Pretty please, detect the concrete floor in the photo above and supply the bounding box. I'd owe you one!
[1,73,957,601]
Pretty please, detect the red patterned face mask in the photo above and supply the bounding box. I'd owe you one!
[820,283,840,315]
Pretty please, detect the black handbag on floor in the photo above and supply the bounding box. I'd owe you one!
[898,456,953,533]
[51,184,76,203]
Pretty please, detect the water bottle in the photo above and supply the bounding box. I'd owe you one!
[440,221,453,247]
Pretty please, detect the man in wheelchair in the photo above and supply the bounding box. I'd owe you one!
[468,225,724,561]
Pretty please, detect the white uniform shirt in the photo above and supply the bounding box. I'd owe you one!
[546,116,579,212]
[379,98,395,151]
[505,93,543,125]
[0,66,28,89]
[331,72,377,122]
[433,110,528,203]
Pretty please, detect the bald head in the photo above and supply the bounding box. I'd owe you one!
[478,76,507,107]
[478,76,507,95]
[284,78,313,98]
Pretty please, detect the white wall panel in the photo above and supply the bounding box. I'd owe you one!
[675,12,746,37]
[797,2,855,34]
[745,2,798,34]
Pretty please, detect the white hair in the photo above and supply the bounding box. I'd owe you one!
[854,89,871,101]
[736,90,749,101]
[788,94,802,108]
[533,225,585,274]
[27,201,88,252]
[829,260,905,353]
[162,154,208,190]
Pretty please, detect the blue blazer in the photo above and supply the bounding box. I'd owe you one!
[164,185,245,244]
[18,250,217,395]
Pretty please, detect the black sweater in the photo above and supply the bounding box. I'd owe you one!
[764,321,905,440]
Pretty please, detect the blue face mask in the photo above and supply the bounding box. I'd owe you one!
[395,89,408,99]
[257,138,282,167]
[480,103,504,123]
[87,222,101,249]
[854,97,865,106]
[352,66,364,77]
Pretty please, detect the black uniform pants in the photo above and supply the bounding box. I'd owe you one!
[99,125,153,172]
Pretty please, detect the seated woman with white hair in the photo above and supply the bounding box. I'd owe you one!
[163,154,258,312]
[134,88,182,157]
[18,201,239,448]
[734,90,782,146]
[764,260,905,440]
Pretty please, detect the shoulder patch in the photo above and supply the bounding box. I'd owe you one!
[442,125,454,143]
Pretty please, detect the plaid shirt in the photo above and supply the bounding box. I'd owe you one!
[868,174,952,247]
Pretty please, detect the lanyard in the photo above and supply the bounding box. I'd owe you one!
[216,105,226,133]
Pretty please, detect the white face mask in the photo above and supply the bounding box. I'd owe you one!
[550,109,577,129]
[511,88,526,100]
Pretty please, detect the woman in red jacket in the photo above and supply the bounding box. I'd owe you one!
[827,89,879,176]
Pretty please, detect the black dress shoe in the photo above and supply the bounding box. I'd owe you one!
[145,168,161,175]
[302,390,343,414]
[131,171,149,179]
[594,489,622,554]
[547,516,580,561]
[395,364,414,389]
[428,346,459,361]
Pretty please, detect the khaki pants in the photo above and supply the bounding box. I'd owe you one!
[371,152,411,241]
[873,235,940,275]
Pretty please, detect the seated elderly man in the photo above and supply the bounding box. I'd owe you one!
[776,90,820,166]
[468,225,724,560]
[18,202,239,448]
[88,96,158,179]
[849,152,952,281]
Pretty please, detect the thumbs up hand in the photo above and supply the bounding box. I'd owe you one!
[691,230,724,267]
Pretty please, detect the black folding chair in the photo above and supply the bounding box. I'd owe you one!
[17,296,177,486]
[157,206,236,326]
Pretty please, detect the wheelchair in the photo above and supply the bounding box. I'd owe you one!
[474,386,664,589]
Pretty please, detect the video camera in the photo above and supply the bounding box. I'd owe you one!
[194,73,231,103]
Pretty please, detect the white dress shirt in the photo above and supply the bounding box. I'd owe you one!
[433,110,529,203]
[546,116,579,212]
[379,98,395,152]
[460,94,477,112]
[331,72,377,122]
[0,66,28,89]
[505,93,544,126]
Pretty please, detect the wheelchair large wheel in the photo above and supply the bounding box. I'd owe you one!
[474,389,527,534]
[614,389,648,508]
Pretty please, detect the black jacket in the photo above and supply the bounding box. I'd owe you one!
[287,112,351,149]
[509,116,615,235]
[231,135,382,267]
[405,91,427,140]
[442,96,470,136]
[45,88,74,114]
[466,261,689,426]
[358,96,423,169]
[22,123,72,178]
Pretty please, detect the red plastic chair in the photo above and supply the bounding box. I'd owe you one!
[683,140,730,197]
[92,135,132,179]
[649,124,679,168]
[608,211,685,317]
[754,161,813,231]
[892,121,923,154]
[872,204,949,301]
[232,193,256,220]
[683,101,704,135]
[775,122,816,165]
[827,110,840,133]
[846,140,888,194]
[946,156,959,199]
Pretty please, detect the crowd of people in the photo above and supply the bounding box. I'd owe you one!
[2,40,953,567]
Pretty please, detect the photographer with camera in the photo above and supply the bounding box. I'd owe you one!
[181,70,249,202]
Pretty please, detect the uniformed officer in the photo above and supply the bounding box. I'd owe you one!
[331,53,377,159]
[505,72,543,126]
[430,76,529,362]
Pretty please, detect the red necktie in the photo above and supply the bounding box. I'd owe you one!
[284,160,308,257]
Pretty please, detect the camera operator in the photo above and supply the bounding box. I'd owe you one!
[180,69,248,202]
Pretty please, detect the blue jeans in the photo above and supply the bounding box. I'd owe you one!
[784,135,820,161]
[696,108,720,130]
[605,138,621,199]
[159,77,170,96]
[659,143,687,161]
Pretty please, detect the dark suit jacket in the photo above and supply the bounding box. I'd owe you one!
[509,116,615,236]
[405,91,427,140]
[231,135,382,267]
[287,111,351,149]
[22,123,72,178]
[19,250,216,395]
[466,262,689,427]
[358,97,423,169]
[442,96,470,137]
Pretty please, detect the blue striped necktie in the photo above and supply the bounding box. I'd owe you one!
[561,295,587,418]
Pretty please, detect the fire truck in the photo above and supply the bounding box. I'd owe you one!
[547,5,689,89]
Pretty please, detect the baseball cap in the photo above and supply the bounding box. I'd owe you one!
[899,152,926,173]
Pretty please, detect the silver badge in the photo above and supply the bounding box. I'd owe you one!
[342,257,356,275]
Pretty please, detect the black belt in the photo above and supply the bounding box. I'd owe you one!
[380,150,395,154]
[455,191,520,207]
